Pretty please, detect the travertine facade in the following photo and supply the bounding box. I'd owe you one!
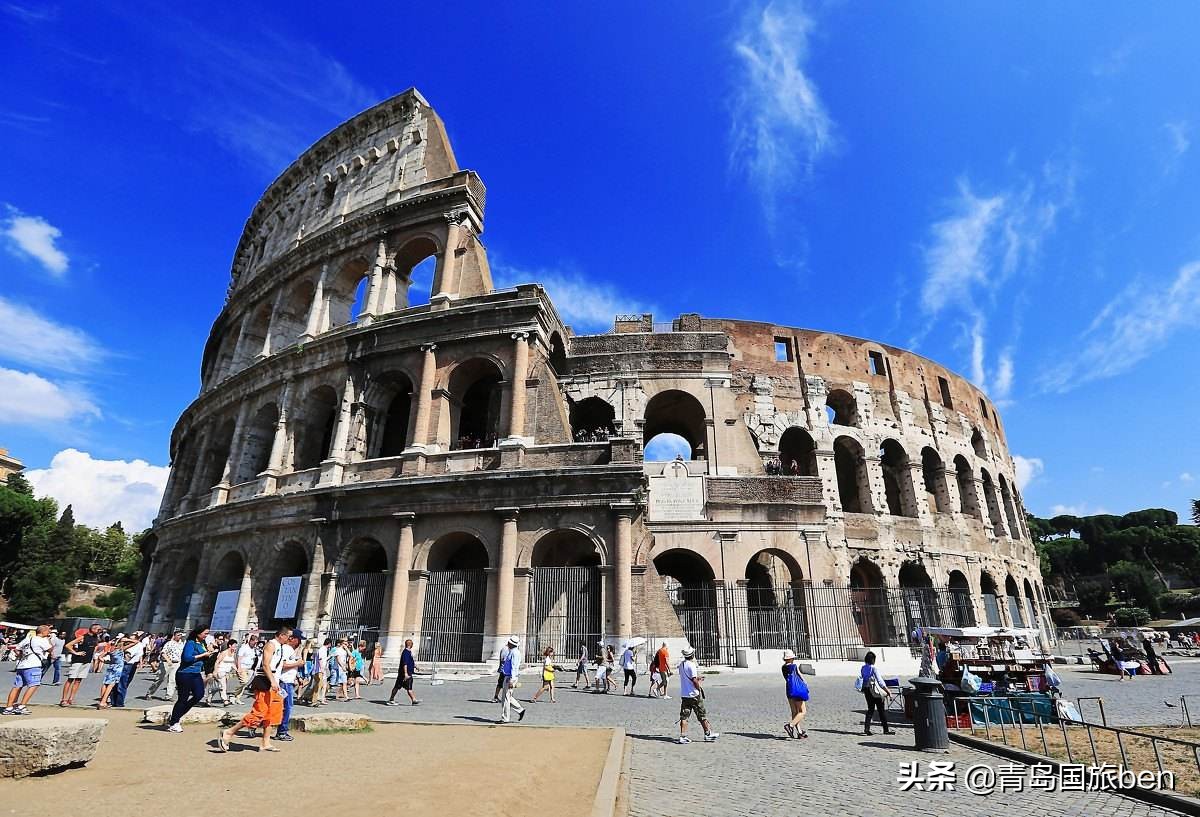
[135,90,1050,663]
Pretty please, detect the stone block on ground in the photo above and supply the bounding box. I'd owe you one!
[142,704,229,725]
[294,711,371,732]
[0,718,107,778]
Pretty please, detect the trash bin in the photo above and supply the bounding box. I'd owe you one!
[909,676,949,752]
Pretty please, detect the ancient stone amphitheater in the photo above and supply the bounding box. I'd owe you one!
[133,89,1049,664]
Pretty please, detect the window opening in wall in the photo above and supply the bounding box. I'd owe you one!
[321,180,336,208]
[350,277,369,321]
[937,376,953,409]
[868,350,886,376]
[407,255,435,308]
[774,338,792,362]
[979,398,988,419]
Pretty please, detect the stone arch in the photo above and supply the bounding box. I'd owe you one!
[980,570,1003,627]
[921,447,951,514]
[392,234,441,309]
[548,331,567,377]
[527,528,604,659]
[447,357,504,449]
[1005,574,1025,627]
[339,537,389,574]
[167,555,200,625]
[979,468,1005,536]
[947,569,975,627]
[849,558,892,646]
[654,548,716,585]
[898,560,940,629]
[833,435,870,513]
[825,388,858,427]
[330,536,388,640]
[569,396,615,441]
[745,548,808,653]
[879,439,918,517]
[234,402,278,484]
[953,454,981,519]
[197,417,236,495]
[416,524,494,571]
[971,427,988,459]
[998,474,1021,540]
[165,432,200,511]
[531,528,603,567]
[421,530,489,662]
[293,384,339,470]
[362,371,415,458]
[779,427,817,476]
[1023,577,1040,635]
[642,389,707,461]
[426,531,490,571]
[256,540,310,627]
[325,255,373,327]
[271,277,316,349]
[237,301,273,368]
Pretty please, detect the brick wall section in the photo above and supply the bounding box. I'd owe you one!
[531,360,571,443]
[635,549,687,638]
[705,476,823,505]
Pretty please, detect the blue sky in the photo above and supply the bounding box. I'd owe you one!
[2,2,1198,530]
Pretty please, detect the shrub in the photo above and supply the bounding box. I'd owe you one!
[64,604,106,618]
[1111,606,1151,626]
[1051,608,1082,626]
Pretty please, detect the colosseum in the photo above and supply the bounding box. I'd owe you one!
[132,89,1051,666]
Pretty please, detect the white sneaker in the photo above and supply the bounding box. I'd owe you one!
[676,736,690,744]
[1,708,14,715]
[167,723,183,733]
[662,695,671,699]
[703,732,720,742]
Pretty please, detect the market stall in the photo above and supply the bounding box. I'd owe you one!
[925,626,1056,725]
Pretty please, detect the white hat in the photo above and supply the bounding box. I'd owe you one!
[681,646,695,659]
[506,635,520,647]
[782,649,796,661]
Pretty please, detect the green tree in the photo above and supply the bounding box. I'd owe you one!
[1112,606,1151,626]
[92,588,135,620]
[1108,560,1162,616]
[1118,508,1177,529]
[1048,514,1082,537]
[1075,577,1112,615]
[0,479,56,593]
[6,563,70,622]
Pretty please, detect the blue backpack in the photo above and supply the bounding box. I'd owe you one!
[785,665,810,701]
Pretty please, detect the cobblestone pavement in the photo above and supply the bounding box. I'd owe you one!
[19,661,1198,815]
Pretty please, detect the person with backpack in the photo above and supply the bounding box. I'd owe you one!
[781,649,809,739]
[858,651,892,736]
[3,624,52,715]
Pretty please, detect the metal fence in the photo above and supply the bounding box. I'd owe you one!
[420,569,487,662]
[524,566,603,662]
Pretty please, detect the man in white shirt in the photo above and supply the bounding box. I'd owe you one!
[146,631,185,700]
[621,644,637,695]
[498,635,526,724]
[274,630,304,742]
[49,631,65,685]
[111,632,150,707]
[233,634,259,702]
[3,624,52,715]
[676,646,718,745]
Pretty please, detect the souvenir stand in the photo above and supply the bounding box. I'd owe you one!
[927,626,1055,725]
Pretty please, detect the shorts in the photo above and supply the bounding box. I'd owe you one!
[348,669,362,680]
[395,677,413,691]
[328,668,346,685]
[67,662,90,680]
[243,688,284,727]
[679,696,707,722]
[12,667,42,688]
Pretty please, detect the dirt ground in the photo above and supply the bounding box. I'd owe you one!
[3,708,614,815]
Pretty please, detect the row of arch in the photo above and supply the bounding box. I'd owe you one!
[824,388,995,460]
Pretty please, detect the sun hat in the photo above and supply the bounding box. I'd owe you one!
[782,649,796,661]
[507,635,520,647]
[681,646,695,659]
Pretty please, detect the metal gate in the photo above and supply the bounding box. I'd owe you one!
[525,566,600,659]
[743,584,810,657]
[329,572,386,643]
[420,569,487,662]
[667,584,721,665]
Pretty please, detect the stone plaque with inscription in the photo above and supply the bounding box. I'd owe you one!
[649,459,705,521]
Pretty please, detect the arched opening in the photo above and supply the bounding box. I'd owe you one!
[548,332,567,376]
[326,258,372,327]
[998,475,1021,540]
[270,279,314,349]
[234,403,278,484]
[971,427,987,459]
[449,359,503,450]
[746,549,808,655]
[654,549,718,663]
[850,560,893,646]
[980,468,1005,536]
[421,532,489,662]
[365,372,413,459]
[954,455,980,519]
[330,538,388,643]
[569,396,615,442]
[879,439,918,517]
[1005,575,1025,627]
[825,389,858,427]
[778,427,817,476]
[1023,578,1040,636]
[264,542,309,628]
[642,390,707,461]
[980,571,1003,627]
[169,557,200,626]
[921,447,951,514]
[208,550,247,628]
[393,236,439,310]
[197,418,236,495]
[294,385,339,470]
[898,561,941,631]
[834,435,869,513]
[644,433,692,461]
[237,303,273,367]
[527,530,602,659]
[165,434,199,513]
[947,570,975,627]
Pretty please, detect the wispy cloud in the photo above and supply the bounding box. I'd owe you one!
[1038,260,1200,393]
[1012,455,1044,491]
[0,295,106,373]
[3,205,69,275]
[0,367,100,426]
[492,262,656,333]
[1181,472,1195,483]
[730,1,834,228]
[2,3,58,24]
[1165,121,1191,158]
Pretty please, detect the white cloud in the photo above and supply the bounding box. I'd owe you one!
[0,367,100,426]
[1165,121,1190,158]
[492,262,655,333]
[730,1,834,221]
[3,206,69,275]
[1181,472,1195,483]
[25,448,168,532]
[921,182,1005,317]
[0,296,105,373]
[1038,260,1200,392]
[993,350,1015,401]
[1049,503,1109,517]
[1012,455,1044,491]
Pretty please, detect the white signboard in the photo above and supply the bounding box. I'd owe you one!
[648,459,705,521]
[210,590,240,631]
[274,576,303,619]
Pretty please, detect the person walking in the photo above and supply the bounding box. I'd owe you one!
[3,624,52,715]
[328,638,349,701]
[621,643,637,696]
[498,635,526,724]
[781,649,809,739]
[49,630,65,686]
[146,631,184,700]
[310,638,330,706]
[111,632,149,707]
[207,638,237,705]
[859,651,892,736]
[274,630,304,743]
[676,647,718,744]
[60,623,102,707]
[653,642,671,699]
[165,626,217,732]
[531,647,556,703]
[349,640,366,699]
[97,635,128,709]
[386,638,420,706]
[232,634,259,703]
[572,642,590,689]
[367,640,384,685]
[218,627,291,753]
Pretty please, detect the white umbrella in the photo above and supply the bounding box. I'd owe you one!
[624,636,647,648]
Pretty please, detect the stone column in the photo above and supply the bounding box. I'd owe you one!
[504,332,530,443]
[908,461,932,524]
[257,289,285,359]
[319,375,356,485]
[230,311,254,371]
[491,507,519,656]
[212,401,250,505]
[814,448,841,513]
[300,263,329,342]
[861,453,883,515]
[261,381,293,493]
[612,502,635,640]
[131,557,161,629]
[405,344,437,453]
[183,425,214,503]
[359,238,388,325]
[383,512,416,658]
[430,212,464,307]
[231,566,253,635]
